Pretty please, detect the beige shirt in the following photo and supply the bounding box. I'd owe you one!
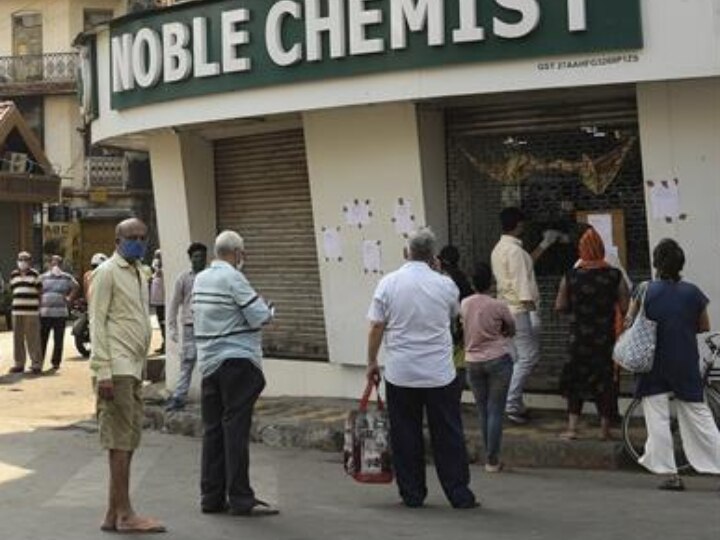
[490,235,540,314]
[89,252,151,381]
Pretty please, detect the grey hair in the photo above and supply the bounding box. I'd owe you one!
[214,230,245,257]
[408,227,436,261]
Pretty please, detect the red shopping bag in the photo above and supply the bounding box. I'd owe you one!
[343,380,393,484]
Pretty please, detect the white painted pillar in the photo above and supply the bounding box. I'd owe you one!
[148,130,216,400]
[637,78,720,325]
[303,102,446,373]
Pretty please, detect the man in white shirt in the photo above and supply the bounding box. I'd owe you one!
[367,228,477,510]
[491,208,558,424]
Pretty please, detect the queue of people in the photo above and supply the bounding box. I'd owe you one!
[366,210,720,507]
[2,207,719,532]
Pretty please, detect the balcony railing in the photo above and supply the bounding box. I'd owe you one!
[0,53,78,96]
[85,156,128,190]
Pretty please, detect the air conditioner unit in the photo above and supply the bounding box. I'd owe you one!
[2,152,29,173]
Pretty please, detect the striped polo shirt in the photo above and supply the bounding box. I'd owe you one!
[192,260,272,378]
[10,269,42,316]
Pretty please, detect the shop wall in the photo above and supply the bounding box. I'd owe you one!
[637,78,720,326]
[303,102,447,368]
[44,95,84,187]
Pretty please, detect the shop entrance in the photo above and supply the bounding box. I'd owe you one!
[445,85,651,392]
[214,129,328,361]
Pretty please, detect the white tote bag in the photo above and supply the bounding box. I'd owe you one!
[613,282,657,373]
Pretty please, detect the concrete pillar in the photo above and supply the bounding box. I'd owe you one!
[637,78,720,325]
[148,130,216,400]
[302,102,446,371]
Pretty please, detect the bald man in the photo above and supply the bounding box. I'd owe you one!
[89,218,165,533]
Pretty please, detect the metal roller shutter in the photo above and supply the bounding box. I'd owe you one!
[445,86,651,392]
[215,129,328,360]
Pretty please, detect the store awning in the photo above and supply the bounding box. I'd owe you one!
[0,101,60,203]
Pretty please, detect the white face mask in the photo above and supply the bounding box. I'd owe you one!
[50,265,62,276]
[17,261,30,271]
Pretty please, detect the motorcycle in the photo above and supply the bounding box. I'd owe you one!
[70,299,91,358]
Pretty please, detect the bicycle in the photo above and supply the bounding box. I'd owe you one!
[622,333,720,472]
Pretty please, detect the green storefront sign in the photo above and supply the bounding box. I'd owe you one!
[110,0,643,110]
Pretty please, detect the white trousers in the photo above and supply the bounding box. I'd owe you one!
[639,392,720,475]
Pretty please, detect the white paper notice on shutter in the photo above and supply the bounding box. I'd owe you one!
[586,213,614,252]
[650,183,680,220]
[322,228,342,261]
[393,198,415,236]
[362,240,382,274]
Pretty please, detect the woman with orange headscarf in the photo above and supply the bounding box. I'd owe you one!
[555,227,630,440]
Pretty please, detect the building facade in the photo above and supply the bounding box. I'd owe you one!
[81,0,720,400]
[0,0,159,279]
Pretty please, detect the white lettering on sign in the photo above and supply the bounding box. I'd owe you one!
[266,1,303,66]
[493,0,540,39]
[348,0,384,56]
[453,0,485,43]
[162,22,192,83]
[193,17,221,77]
[132,28,163,88]
[305,0,347,62]
[567,0,588,32]
[222,9,251,73]
[111,34,134,92]
[390,0,445,50]
[108,0,622,97]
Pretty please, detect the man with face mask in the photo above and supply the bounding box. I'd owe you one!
[192,230,277,517]
[8,251,43,374]
[165,242,208,412]
[39,255,80,371]
[89,218,165,534]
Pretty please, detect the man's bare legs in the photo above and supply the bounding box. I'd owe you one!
[102,450,165,533]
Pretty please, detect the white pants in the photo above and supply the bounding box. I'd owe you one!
[639,393,720,475]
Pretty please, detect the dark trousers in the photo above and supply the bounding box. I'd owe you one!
[385,380,476,508]
[201,359,265,511]
[40,316,66,367]
[155,305,166,345]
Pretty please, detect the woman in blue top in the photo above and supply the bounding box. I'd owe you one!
[628,239,720,490]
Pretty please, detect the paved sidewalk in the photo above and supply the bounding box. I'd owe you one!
[142,386,638,470]
[0,328,639,471]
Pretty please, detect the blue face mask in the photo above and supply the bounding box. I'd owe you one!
[118,239,147,261]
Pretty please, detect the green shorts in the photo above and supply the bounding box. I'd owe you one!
[96,376,143,451]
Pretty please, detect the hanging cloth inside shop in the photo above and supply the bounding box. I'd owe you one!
[460,136,637,194]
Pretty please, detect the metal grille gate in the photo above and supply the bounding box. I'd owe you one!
[215,129,329,360]
[445,87,651,392]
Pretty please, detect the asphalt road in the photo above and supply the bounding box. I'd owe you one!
[1,329,719,540]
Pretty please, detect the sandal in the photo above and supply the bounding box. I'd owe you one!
[229,499,280,517]
[658,476,685,492]
[115,516,167,534]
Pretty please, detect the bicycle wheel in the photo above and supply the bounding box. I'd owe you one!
[706,386,720,429]
[621,397,691,472]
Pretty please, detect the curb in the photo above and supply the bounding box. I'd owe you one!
[142,400,637,471]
